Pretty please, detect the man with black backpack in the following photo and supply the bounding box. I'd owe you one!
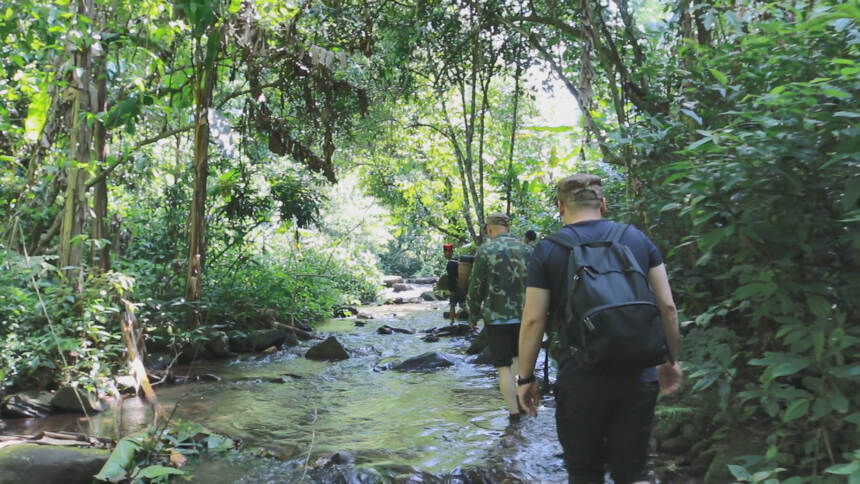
[517,173,682,483]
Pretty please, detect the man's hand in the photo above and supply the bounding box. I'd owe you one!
[658,361,683,395]
[517,381,539,416]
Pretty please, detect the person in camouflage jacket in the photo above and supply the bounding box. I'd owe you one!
[467,212,532,420]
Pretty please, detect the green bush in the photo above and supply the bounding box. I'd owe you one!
[0,251,129,393]
[203,249,381,327]
[622,6,860,478]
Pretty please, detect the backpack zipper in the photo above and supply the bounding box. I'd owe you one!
[580,301,658,331]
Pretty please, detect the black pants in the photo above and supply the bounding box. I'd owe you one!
[555,368,659,484]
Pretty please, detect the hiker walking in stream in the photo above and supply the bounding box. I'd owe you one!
[467,213,533,422]
[517,173,683,483]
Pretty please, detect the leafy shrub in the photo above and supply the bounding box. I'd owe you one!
[622,5,860,478]
[203,248,380,327]
[0,250,129,392]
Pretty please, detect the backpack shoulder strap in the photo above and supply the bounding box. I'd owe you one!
[544,228,578,251]
[605,222,631,243]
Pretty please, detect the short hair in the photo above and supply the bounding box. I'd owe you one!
[557,173,604,210]
[485,212,510,227]
[525,230,537,242]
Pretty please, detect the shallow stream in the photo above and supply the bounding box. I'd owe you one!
[3,287,569,482]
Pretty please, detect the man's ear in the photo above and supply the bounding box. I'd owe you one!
[558,200,566,217]
[600,198,607,215]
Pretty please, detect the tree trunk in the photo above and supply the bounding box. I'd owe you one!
[58,0,93,292]
[185,33,219,326]
[91,54,110,272]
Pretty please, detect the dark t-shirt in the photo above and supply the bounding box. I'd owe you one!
[526,219,663,381]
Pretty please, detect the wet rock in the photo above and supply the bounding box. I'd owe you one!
[291,320,314,332]
[422,334,440,343]
[377,325,414,335]
[232,329,298,353]
[420,291,439,301]
[354,320,367,327]
[356,313,374,320]
[256,329,298,349]
[1,395,52,418]
[429,323,473,337]
[265,375,291,384]
[228,335,252,353]
[271,322,314,341]
[313,451,354,468]
[306,336,349,361]
[286,326,315,341]
[50,387,106,414]
[392,283,413,293]
[392,352,456,372]
[382,275,403,287]
[406,277,438,285]
[0,444,109,484]
[207,331,232,358]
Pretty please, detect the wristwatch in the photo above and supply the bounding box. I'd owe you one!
[517,374,536,386]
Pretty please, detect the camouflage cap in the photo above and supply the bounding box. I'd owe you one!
[485,212,510,227]
[557,173,604,202]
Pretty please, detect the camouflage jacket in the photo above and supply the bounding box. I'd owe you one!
[467,233,531,326]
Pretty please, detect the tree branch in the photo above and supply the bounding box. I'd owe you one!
[86,126,193,190]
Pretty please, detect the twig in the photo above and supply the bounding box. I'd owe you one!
[299,408,319,483]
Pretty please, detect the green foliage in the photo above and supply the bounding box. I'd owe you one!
[621,2,860,477]
[0,250,129,392]
[95,420,235,483]
[204,248,380,327]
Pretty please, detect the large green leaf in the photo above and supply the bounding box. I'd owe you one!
[782,399,809,422]
[137,465,186,479]
[24,86,50,142]
[728,464,752,480]
[95,436,143,482]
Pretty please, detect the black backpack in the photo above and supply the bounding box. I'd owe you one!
[545,222,668,370]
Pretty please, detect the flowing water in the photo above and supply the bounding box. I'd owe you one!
[2,287,569,482]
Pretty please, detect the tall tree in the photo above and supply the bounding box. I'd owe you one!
[58,0,95,291]
[177,0,222,324]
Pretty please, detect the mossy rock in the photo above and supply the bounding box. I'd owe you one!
[0,444,109,484]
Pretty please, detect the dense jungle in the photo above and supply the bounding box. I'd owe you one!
[0,0,857,482]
